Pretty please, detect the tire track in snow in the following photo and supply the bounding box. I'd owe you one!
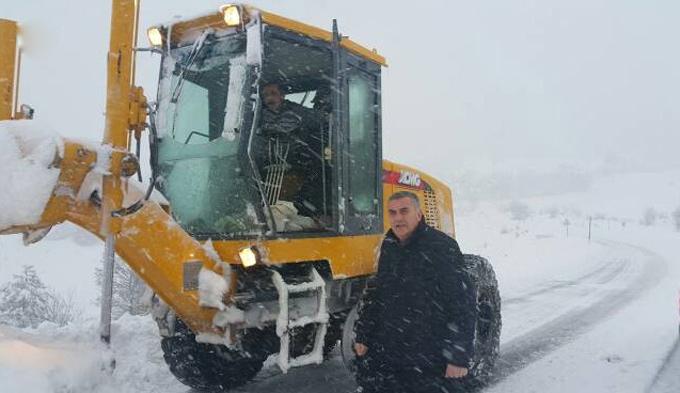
[498,256,634,345]
[646,338,680,393]
[502,259,624,306]
[487,241,667,387]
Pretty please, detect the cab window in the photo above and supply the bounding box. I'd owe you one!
[347,70,379,215]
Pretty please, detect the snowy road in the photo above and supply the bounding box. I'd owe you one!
[485,230,679,393]
[489,241,665,385]
[648,338,680,393]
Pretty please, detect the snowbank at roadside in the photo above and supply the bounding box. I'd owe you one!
[0,314,185,393]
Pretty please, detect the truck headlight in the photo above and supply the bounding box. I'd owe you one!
[239,247,258,268]
[147,27,163,47]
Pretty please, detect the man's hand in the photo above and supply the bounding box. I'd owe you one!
[444,364,468,379]
[354,343,368,357]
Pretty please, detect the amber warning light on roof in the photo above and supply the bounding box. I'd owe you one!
[220,4,245,27]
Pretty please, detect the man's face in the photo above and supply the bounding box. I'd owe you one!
[263,84,284,111]
[388,197,423,242]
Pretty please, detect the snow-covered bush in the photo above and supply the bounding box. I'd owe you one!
[0,265,76,328]
[45,292,78,327]
[95,260,149,318]
[672,206,680,232]
[641,207,658,226]
[506,201,532,221]
[541,206,560,219]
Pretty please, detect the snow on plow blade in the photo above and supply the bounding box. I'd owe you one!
[0,120,62,233]
[0,120,226,335]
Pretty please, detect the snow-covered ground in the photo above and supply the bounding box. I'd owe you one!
[459,169,680,393]
[0,168,679,392]
[0,314,183,393]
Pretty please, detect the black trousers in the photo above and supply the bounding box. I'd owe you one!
[355,351,465,393]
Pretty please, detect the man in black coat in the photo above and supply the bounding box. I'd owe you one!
[354,191,477,393]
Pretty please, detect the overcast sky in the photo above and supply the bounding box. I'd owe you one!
[4,1,679,181]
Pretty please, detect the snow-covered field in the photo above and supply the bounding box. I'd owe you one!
[0,168,679,392]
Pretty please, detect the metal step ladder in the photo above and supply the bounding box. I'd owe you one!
[271,266,329,373]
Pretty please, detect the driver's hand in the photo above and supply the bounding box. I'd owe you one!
[445,364,468,379]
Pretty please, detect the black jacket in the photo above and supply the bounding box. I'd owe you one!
[260,100,324,167]
[354,220,477,369]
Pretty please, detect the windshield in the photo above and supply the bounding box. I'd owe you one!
[155,33,263,236]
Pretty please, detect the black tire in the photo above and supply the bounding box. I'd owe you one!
[340,305,359,372]
[160,319,266,392]
[324,311,346,357]
[461,254,502,389]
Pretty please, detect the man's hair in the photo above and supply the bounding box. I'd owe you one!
[388,191,421,210]
[263,82,283,92]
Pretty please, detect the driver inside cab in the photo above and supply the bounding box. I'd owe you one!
[258,82,326,231]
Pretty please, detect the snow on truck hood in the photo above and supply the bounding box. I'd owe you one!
[0,120,63,232]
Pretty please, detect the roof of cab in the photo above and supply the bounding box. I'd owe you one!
[166,4,387,67]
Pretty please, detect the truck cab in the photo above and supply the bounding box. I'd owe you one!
[152,6,386,240]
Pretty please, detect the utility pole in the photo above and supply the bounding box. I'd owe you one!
[588,216,592,243]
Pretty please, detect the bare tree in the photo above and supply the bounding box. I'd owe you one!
[45,292,77,327]
[95,259,149,318]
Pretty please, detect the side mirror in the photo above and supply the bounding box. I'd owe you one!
[16,104,34,120]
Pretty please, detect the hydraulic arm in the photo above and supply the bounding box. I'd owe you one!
[0,1,225,336]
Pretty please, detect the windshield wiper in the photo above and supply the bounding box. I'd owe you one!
[170,30,213,104]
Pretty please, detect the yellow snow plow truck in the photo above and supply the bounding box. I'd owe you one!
[0,2,500,391]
